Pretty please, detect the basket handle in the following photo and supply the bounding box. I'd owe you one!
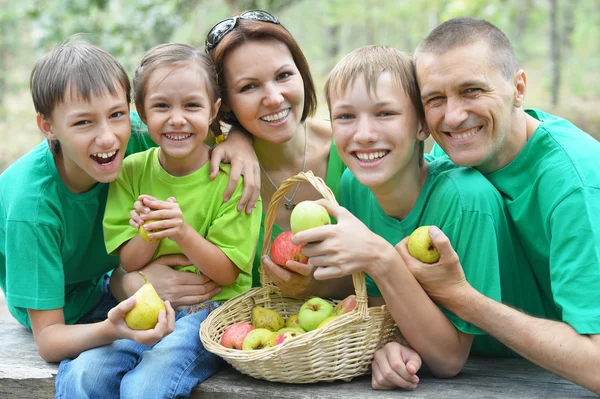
[259,170,368,316]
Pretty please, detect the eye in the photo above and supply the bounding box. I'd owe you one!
[240,83,257,93]
[74,120,91,126]
[336,113,354,120]
[186,102,201,109]
[377,111,394,117]
[110,111,125,119]
[276,71,292,80]
[426,96,444,107]
[153,103,168,109]
[464,88,482,96]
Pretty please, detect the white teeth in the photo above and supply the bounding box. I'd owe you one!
[261,109,290,122]
[94,151,116,158]
[355,151,388,162]
[451,128,478,139]
[165,133,192,141]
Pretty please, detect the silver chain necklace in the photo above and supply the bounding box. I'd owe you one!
[260,123,308,210]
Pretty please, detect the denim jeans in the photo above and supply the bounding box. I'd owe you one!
[56,301,224,399]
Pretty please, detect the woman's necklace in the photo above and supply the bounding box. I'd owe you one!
[260,123,308,211]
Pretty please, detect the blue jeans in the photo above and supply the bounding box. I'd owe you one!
[56,301,224,399]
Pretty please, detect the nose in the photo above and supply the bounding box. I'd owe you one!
[262,83,284,108]
[169,108,186,127]
[353,115,377,144]
[444,96,468,129]
[96,120,117,149]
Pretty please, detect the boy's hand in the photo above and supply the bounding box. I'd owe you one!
[139,196,190,242]
[371,341,421,390]
[107,296,175,346]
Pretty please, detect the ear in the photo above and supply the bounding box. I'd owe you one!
[416,119,430,141]
[36,114,57,141]
[513,69,527,108]
[210,98,222,123]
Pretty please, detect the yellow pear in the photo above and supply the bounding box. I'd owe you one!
[139,220,161,242]
[125,272,166,330]
[407,226,440,264]
[251,306,284,332]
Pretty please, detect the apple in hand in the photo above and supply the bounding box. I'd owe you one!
[242,328,277,351]
[290,201,331,234]
[139,219,162,242]
[298,297,333,331]
[333,295,357,316]
[275,329,305,345]
[221,322,254,350]
[407,226,440,264]
[270,231,308,267]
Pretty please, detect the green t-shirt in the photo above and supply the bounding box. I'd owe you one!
[103,147,262,302]
[252,142,346,287]
[485,109,600,333]
[340,157,547,356]
[0,134,152,330]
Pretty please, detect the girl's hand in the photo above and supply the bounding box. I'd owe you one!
[107,297,176,347]
[139,196,189,242]
[129,196,151,229]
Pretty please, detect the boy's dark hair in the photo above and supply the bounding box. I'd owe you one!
[415,17,519,80]
[133,43,220,124]
[30,38,131,153]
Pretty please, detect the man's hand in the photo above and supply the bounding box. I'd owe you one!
[261,255,314,298]
[107,296,175,347]
[209,129,260,214]
[372,341,422,390]
[397,226,472,309]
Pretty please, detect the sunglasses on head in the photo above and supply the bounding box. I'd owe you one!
[205,10,280,51]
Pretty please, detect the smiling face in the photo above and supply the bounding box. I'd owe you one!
[143,64,220,171]
[330,72,426,189]
[38,86,131,193]
[416,40,521,173]
[222,39,305,144]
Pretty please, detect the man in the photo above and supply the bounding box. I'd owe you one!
[396,17,600,393]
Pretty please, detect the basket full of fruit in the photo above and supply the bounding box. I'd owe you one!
[200,171,397,383]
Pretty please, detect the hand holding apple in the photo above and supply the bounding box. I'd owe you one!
[407,226,440,264]
[270,231,308,267]
[290,201,331,234]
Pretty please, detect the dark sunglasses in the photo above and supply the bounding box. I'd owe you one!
[205,10,280,51]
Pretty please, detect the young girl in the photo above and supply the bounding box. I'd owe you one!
[56,43,261,399]
[205,10,348,297]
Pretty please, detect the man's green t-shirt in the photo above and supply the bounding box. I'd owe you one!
[340,157,547,356]
[0,132,154,329]
[252,142,346,287]
[103,147,262,302]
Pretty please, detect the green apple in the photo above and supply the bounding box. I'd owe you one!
[285,313,301,329]
[276,326,306,334]
[139,219,161,242]
[290,201,330,234]
[298,297,333,331]
[407,226,440,264]
[275,329,304,345]
[242,328,277,350]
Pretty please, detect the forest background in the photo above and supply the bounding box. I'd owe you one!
[1,0,599,172]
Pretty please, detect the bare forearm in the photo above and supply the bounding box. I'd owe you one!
[119,237,157,272]
[110,266,144,301]
[371,255,471,377]
[448,289,600,393]
[34,320,117,362]
[176,227,238,286]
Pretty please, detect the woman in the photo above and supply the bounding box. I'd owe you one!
[205,10,348,298]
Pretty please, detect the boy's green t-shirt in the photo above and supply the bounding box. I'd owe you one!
[252,142,346,287]
[104,147,262,302]
[340,157,547,357]
[0,130,155,329]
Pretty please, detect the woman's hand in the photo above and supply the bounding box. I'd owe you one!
[261,255,314,298]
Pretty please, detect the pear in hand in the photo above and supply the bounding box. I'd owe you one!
[251,306,285,332]
[125,272,166,330]
[407,226,440,264]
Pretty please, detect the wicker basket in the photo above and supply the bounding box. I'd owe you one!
[200,171,397,383]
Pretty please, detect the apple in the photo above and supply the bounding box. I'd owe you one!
[275,329,305,345]
[290,201,331,234]
[333,295,357,316]
[285,313,302,329]
[270,231,308,267]
[221,322,254,350]
[242,328,277,351]
[139,219,162,242]
[317,315,338,329]
[407,226,440,264]
[298,297,334,331]
[276,327,306,334]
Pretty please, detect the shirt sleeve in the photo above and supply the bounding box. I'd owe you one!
[4,220,65,311]
[549,186,600,333]
[206,176,262,274]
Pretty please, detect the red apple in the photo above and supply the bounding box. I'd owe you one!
[270,231,308,267]
[333,295,357,316]
[275,329,304,345]
[221,322,254,350]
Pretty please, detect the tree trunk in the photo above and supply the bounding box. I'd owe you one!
[549,0,560,107]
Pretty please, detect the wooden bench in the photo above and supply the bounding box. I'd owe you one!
[0,295,595,398]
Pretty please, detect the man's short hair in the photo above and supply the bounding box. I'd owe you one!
[415,17,519,80]
[30,38,131,119]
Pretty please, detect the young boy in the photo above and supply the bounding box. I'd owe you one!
[291,45,547,389]
[0,40,176,364]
